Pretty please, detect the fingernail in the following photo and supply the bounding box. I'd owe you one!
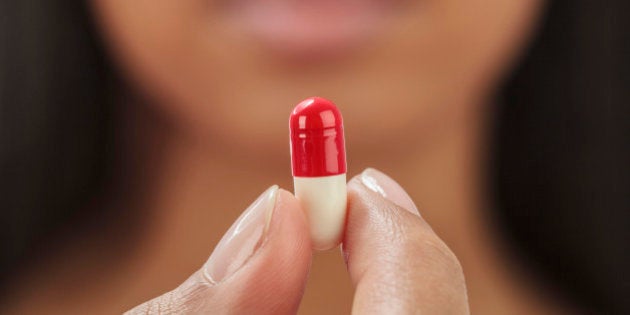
[359,168,420,215]
[203,185,278,284]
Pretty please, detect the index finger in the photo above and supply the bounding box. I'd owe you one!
[342,168,469,314]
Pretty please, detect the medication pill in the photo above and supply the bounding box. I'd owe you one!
[289,97,347,250]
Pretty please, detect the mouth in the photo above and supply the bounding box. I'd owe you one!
[222,0,402,58]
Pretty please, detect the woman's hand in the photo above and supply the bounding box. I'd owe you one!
[344,168,469,314]
[125,169,469,314]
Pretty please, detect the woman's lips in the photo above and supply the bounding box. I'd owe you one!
[223,1,395,57]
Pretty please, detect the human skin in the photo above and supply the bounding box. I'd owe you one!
[126,170,470,314]
[5,0,579,314]
[91,0,542,158]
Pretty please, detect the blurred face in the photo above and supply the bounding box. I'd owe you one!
[92,0,542,156]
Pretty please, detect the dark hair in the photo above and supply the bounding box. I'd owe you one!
[0,0,116,285]
[1,0,628,313]
[494,1,629,313]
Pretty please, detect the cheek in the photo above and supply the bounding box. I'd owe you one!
[92,0,291,152]
[320,0,545,150]
[438,0,544,93]
[91,0,216,109]
[391,0,544,111]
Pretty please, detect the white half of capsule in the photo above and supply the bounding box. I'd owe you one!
[293,174,347,250]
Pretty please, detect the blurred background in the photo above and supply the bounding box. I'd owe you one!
[0,0,628,314]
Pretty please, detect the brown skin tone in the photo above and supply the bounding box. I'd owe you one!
[4,0,577,314]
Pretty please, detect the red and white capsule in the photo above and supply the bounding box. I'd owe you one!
[290,97,347,250]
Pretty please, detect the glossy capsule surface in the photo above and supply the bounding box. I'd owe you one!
[290,97,347,250]
[290,97,346,177]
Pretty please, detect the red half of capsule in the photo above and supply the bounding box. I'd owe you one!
[290,97,347,177]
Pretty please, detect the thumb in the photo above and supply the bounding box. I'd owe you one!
[126,186,312,314]
[343,169,469,314]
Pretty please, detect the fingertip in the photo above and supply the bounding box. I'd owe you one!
[128,187,313,315]
[267,188,311,251]
[212,188,312,313]
[275,188,300,209]
[349,168,420,215]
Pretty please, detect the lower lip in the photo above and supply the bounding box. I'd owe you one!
[222,1,397,58]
